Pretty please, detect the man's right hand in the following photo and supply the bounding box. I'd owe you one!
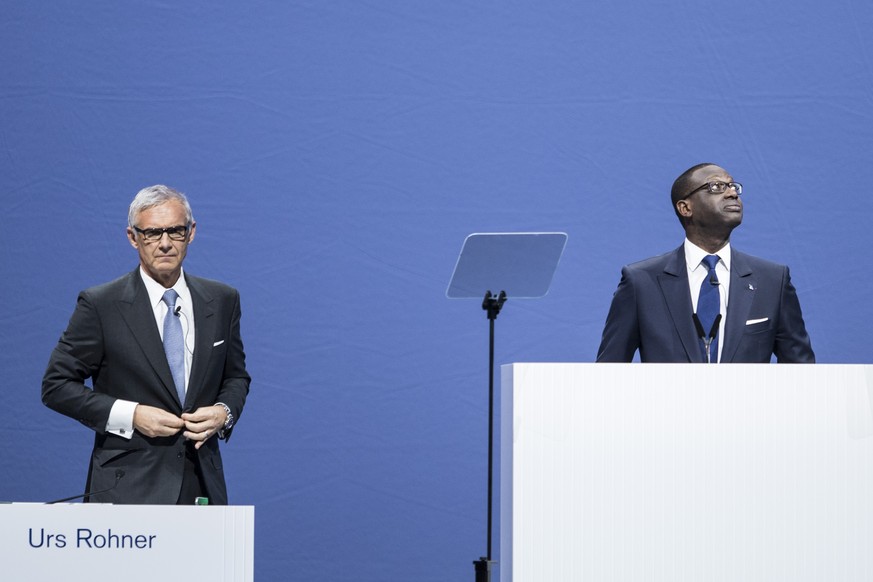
[133,404,185,437]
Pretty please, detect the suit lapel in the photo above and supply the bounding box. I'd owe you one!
[657,246,700,362]
[186,275,216,408]
[722,250,756,363]
[115,269,181,407]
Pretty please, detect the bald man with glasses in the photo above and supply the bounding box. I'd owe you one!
[596,163,815,364]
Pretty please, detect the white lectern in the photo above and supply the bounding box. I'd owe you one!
[500,364,873,582]
[1,504,254,581]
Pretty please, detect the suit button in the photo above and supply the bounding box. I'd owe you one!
[177,452,183,459]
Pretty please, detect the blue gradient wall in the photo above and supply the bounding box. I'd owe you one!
[2,2,872,580]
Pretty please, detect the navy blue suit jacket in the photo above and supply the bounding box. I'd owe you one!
[42,269,250,504]
[596,246,815,363]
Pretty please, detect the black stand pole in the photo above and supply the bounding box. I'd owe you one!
[473,290,506,582]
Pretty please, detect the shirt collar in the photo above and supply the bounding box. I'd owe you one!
[684,239,732,273]
[139,267,191,309]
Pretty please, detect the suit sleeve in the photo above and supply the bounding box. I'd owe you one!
[42,291,116,433]
[216,289,250,440]
[774,266,815,363]
[596,266,641,362]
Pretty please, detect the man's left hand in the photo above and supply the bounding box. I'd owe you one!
[181,405,228,450]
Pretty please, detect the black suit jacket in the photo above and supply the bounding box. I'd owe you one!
[596,246,815,363]
[42,269,250,504]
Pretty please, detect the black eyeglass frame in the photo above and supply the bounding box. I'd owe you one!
[682,181,743,200]
[132,223,192,242]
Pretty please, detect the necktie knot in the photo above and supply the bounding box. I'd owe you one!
[702,255,720,286]
[162,289,179,310]
[702,254,719,272]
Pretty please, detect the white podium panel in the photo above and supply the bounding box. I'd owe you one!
[500,363,873,582]
[0,504,254,581]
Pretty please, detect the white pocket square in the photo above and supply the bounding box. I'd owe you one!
[213,340,225,347]
[746,318,769,325]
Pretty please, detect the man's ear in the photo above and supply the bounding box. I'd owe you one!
[127,227,139,249]
[676,199,692,219]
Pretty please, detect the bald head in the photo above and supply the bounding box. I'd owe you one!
[672,163,724,206]
[671,163,727,224]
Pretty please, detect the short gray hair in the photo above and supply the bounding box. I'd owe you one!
[128,185,194,228]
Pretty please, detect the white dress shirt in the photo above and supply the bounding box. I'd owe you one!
[684,239,731,363]
[105,268,195,439]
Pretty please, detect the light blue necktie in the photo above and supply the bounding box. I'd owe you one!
[696,255,721,363]
[161,289,186,404]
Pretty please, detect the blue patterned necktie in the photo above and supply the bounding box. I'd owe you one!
[161,289,186,404]
[696,255,721,363]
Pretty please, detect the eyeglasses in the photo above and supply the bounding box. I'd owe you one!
[684,181,743,199]
[133,224,190,242]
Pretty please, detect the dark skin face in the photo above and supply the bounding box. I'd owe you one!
[675,164,743,253]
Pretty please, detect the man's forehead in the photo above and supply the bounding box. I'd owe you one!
[690,165,731,183]
[136,200,187,223]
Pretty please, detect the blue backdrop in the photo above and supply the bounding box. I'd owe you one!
[3,2,872,580]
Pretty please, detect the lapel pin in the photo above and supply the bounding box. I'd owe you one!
[748,283,755,290]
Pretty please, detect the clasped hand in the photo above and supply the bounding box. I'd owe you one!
[133,404,227,449]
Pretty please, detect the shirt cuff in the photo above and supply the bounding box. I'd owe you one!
[106,399,138,439]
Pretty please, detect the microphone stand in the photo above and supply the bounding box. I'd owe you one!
[46,470,125,504]
[473,290,506,582]
[692,313,722,363]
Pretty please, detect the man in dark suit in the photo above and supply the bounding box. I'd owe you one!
[597,163,814,363]
[43,185,250,504]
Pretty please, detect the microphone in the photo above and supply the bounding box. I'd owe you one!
[709,270,719,286]
[692,313,722,364]
[173,307,194,355]
[46,469,126,504]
